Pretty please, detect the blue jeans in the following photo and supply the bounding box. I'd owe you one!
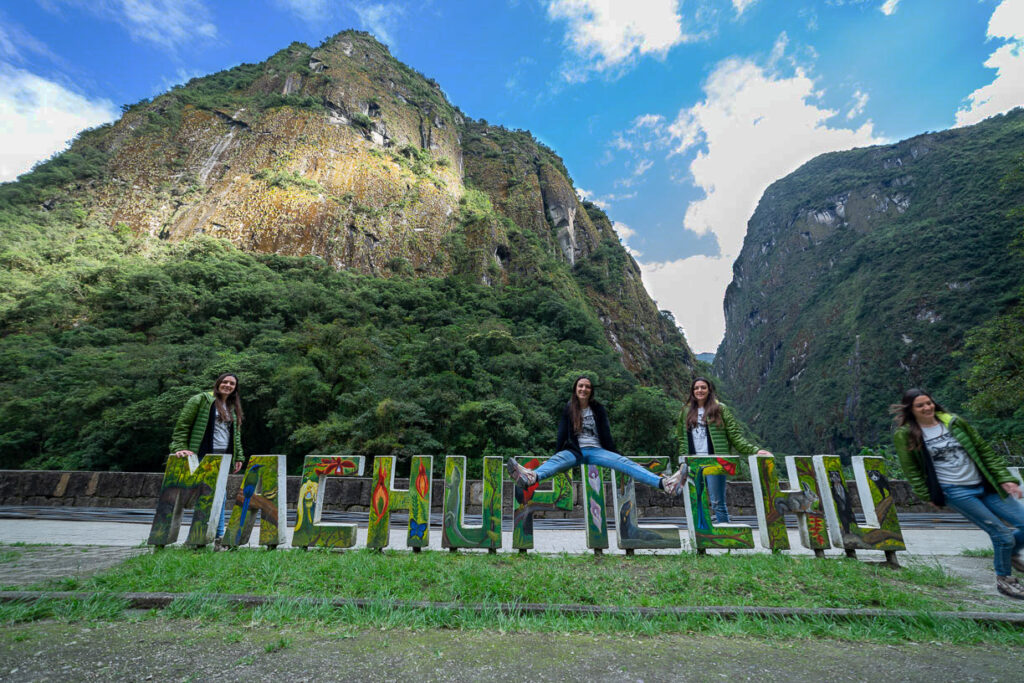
[533,448,664,490]
[705,473,730,523]
[942,484,1024,576]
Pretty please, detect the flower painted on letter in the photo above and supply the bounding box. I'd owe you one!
[371,466,390,518]
[315,457,358,476]
[415,460,429,498]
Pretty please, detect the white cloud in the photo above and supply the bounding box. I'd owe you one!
[633,158,654,176]
[879,0,900,16]
[639,255,732,352]
[275,0,331,23]
[0,13,61,64]
[613,221,642,258]
[955,0,1024,127]
[354,3,405,47]
[0,63,118,182]
[546,0,697,78]
[635,49,881,352]
[46,1,216,51]
[576,187,636,210]
[576,187,606,208]
[733,0,759,15]
[846,89,869,119]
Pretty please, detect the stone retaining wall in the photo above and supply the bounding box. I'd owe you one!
[0,469,932,515]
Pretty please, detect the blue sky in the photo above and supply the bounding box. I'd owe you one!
[2,0,1023,352]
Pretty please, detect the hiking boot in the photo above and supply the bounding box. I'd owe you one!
[506,458,537,487]
[1012,553,1024,574]
[662,466,688,496]
[996,575,1024,600]
[213,536,223,552]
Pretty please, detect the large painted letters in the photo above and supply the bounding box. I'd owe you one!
[148,454,230,547]
[223,455,288,548]
[683,456,754,551]
[510,457,573,550]
[291,455,366,550]
[580,463,609,550]
[366,455,434,549]
[814,455,906,553]
[146,452,918,557]
[441,456,503,549]
[749,455,829,552]
[610,457,680,550]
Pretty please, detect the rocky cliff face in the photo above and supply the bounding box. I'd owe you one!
[715,109,1024,454]
[21,31,694,392]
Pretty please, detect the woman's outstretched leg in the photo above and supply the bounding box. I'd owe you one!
[507,449,578,487]
[582,447,685,493]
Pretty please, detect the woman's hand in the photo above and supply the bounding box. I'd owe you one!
[756,449,772,456]
[173,450,194,457]
[1001,482,1023,499]
[233,461,243,474]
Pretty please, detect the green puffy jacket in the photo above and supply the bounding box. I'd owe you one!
[674,403,762,475]
[169,391,244,466]
[894,411,1014,502]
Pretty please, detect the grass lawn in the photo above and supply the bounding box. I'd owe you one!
[3,548,1023,644]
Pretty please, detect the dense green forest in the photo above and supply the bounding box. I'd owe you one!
[0,31,699,477]
[0,199,683,476]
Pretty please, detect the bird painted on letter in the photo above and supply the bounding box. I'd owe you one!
[234,464,263,545]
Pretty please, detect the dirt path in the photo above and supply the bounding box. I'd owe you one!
[2,620,1021,682]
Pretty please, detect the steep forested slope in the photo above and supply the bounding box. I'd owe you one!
[715,109,1024,455]
[0,32,693,473]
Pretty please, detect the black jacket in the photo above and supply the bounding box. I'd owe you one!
[556,400,617,459]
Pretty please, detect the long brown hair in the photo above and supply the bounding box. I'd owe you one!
[212,372,243,424]
[568,375,594,435]
[891,388,943,451]
[686,376,723,429]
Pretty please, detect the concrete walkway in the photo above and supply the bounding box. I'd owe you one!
[0,518,995,556]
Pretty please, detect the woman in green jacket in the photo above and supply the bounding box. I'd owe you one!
[170,372,245,545]
[893,388,1024,599]
[674,377,771,523]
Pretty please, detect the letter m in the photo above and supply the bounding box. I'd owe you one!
[147,454,230,548]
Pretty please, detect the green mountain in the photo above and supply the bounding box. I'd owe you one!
[0,32,695,473]
[715,109,1024,456]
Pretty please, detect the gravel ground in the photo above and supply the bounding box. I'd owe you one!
[2,621,1023,682]
[0,546,147,587]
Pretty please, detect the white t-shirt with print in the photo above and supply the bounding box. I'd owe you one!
[691,407,709,455]
[922,422,982,486]
[578,407,601,448]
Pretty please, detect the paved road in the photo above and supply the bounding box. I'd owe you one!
[0,516,992,557]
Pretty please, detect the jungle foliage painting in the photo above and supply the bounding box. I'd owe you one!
[510,456,573,550]
[222,455,288,548]
[610,456,680,550]
[580,463,609,550]
[814,455,905,552]
[749,455,828,551]
[442,456,503,549]
[683,456,754,551]
[366,455,433,549]
[291,455,365,550]
[148,453,230,547]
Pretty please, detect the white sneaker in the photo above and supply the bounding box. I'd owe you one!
[506,458,538,487]
[662,466,688,496]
